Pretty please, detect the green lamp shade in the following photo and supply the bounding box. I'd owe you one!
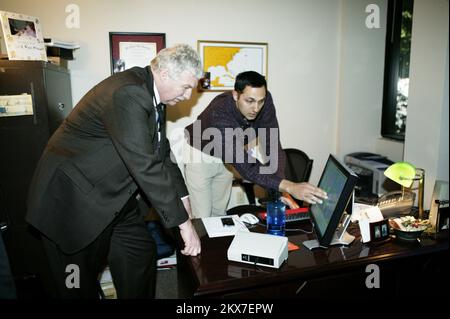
[384,162,416,188]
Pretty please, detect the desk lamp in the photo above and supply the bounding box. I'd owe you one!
[384,162,425,219]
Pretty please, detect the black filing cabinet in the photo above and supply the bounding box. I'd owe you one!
[0,60,72,297]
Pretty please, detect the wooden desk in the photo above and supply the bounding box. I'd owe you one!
[177,219,448,298]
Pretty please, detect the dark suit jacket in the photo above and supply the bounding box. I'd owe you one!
[26,67,189,254]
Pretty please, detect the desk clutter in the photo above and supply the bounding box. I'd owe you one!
[181,218,448,298]
[202,215,249,238]
[202,208,310,239]
[352,202,439,243]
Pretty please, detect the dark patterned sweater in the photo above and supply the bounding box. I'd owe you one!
[185,91,285,191]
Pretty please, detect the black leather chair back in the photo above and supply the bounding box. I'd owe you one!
[284,148,313,183]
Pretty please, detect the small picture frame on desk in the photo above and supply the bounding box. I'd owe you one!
[369,219,391,243]
[432,202,449,239]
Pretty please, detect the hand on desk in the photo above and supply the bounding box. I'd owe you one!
[179,219,201,256]
[280,180,328,205]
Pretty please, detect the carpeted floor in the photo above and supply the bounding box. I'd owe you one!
[155,267,179,299]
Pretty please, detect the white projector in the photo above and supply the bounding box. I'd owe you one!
[227,231,288,268]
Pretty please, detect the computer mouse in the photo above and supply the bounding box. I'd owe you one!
[239,213,259,225]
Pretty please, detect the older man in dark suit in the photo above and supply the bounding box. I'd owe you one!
[26,44,202,298]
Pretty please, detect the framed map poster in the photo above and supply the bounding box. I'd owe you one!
[197,40,268,91]
[0,11,47,61]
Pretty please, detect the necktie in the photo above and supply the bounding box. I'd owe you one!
[155,103,164,131]
[155,103,165,152]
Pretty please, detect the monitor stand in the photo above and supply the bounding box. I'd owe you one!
[303,214,355,250]
[302,231,355,250]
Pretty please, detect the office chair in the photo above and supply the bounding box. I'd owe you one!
[256,148,313,206]
[283,148,313,184]
[282,148,313,206]
[229,148,314,214]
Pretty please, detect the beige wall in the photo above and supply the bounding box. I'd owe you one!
[0,0,342,183]
[1,0,448,208]
[336,0,387,159]
[405,0,449,209]
[337,0,449,209]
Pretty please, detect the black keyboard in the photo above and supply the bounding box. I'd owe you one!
[285,211,310,222]
[259,208,310,223]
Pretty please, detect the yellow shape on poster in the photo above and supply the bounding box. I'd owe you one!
[203,47,240,87]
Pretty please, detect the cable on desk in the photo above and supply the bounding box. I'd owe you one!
[285,221,314,234]
[285,227,314,234]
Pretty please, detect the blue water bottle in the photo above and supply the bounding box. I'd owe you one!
[266,190,286,236]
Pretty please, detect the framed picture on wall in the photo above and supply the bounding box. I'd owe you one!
[109,32,165,74]
[197,40,268,91]
[0,11,47,61]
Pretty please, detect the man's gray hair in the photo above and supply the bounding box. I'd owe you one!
[151,44,203,80]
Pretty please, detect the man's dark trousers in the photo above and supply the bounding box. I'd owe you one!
[41,196,157,298]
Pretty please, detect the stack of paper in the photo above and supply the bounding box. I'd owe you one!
[44,38,80,49]
[157,252,177,269]
[202,215,249,238]
[99,267,117,299]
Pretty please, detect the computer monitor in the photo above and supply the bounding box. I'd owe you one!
[303,154,358,249]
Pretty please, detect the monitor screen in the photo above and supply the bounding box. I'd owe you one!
[309,154,358,247]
